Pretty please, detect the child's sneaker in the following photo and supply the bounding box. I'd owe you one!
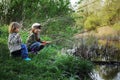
[24,57,31,61]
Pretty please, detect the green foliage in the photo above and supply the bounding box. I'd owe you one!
[0,0,71,24]
[84,15,101,30]
[72,12,84,30]
[43,16,75,34]
[20,30,29,43]
[113,22,120,31]
[0,25,8,37]
[100,0,120,26]
[76,0,120,31]
[41,16,77,47]
[54,54,93,76]
[100,9,118,26]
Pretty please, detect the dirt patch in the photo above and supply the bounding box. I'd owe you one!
[96,26,117,37]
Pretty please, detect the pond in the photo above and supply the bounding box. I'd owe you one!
[63,38,120,80]
[92,40,120,80]
[93,65,120,80]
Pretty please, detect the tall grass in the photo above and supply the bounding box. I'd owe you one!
[0,26,93,80]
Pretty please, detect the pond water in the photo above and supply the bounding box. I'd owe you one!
[93,65,120,80]
[92,40,120,80]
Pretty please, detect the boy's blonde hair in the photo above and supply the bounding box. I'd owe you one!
[9,22,21,33]
[30,28,36,33]
[30,23,41,34]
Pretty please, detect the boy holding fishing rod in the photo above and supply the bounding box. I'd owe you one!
[26,23,51,54]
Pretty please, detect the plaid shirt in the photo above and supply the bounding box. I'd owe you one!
[8,33,22,53]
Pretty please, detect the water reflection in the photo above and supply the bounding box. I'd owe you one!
[93,40,120,80]
[93,65,120,80]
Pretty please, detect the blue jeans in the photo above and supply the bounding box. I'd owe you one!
[21,44,29,59]
[30,42,44,53]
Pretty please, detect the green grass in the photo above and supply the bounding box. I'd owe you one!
[0,26,93,80]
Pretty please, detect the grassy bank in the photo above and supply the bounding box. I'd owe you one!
[0,25,93,80]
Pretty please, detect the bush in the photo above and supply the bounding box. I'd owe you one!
[0,25,8,37]
[113,22,120,31]
[53,54,93,79]
[84,15,101,30]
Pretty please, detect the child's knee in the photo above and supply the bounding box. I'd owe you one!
[21,44,27,48]
[36,42,41,46]
[32,42,41,47]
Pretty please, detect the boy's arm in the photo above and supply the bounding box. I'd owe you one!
[36,33,51,45]
[37,38,43,43]
[27,34,36,44]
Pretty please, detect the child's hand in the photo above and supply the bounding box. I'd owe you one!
[46,41,52,44]
[42,41,52,45]
[42,42,46,45]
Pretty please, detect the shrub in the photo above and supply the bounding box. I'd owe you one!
[113,22,120,31]
[84,15,101,30]
[54,54,93,79]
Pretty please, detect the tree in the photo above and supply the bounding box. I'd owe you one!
[0,0,71,24]
[75,0,120,30]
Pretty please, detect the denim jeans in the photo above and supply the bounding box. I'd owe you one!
[30,42,44,53]
[21,44,29,59]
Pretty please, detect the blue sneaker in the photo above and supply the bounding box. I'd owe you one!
[24,57,31,61]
